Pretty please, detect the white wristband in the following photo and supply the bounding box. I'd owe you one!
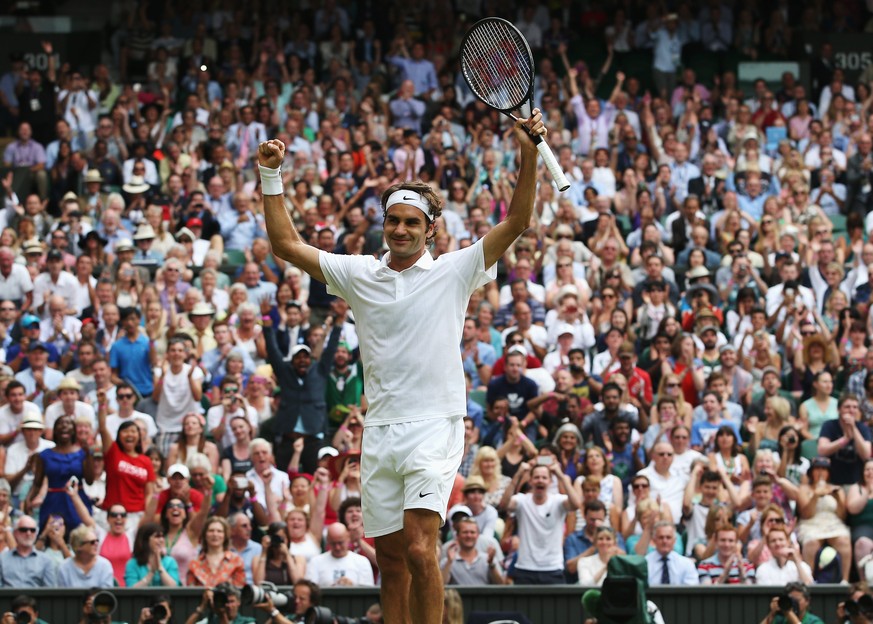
[259,165,284,196]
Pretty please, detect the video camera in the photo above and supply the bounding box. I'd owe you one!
[241,582,293,609]
[305,606,374,624]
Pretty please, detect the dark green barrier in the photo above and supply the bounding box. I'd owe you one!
[0,585,854,624]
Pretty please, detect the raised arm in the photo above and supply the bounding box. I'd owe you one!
[259,140,325,282]
[482,111,545,269]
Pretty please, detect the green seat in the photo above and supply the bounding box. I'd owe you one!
[800,438,819,461]
[829,214,847,235]
[219,249,247,277]
[223,249,247,266]
[469,390,487,409]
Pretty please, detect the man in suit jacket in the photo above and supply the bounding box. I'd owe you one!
[261,315,341,474]
[645,522,700,586]
[224,106,267,172]
[687,154,726,217]
[846,133,873,217]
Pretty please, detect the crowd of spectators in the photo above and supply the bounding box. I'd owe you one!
[4,0,873,621]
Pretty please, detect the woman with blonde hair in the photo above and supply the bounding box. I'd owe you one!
[470,446,511,508]
[650,373,693,427]
[750,395,793,454]
[443,589,464,624]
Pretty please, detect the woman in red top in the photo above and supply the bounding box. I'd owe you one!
[97,390,156,520]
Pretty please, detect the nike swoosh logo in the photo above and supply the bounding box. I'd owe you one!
[419,492,434,498]
[403,195,416,201]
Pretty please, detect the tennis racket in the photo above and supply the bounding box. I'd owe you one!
[460,17,571,192]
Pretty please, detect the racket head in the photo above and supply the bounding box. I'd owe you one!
[460,17,536,114]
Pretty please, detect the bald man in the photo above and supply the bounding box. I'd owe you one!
[305,523,374,586]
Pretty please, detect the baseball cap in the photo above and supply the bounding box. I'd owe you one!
[46,249,63,262]
[556,322,575,337]
[317,446,339,460]
[21,314,40,328]
[448,504,473,520]
[28,341,49,353]
[719,344,737,353]
[167,464,190,479]
[186,217,203,228]
[290,344,312,357]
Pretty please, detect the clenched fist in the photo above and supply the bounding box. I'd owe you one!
[258,140,285,169]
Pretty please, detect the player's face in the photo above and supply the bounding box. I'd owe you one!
[384,203,432,260]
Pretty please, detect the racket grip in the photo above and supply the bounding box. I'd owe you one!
[535,139,570,192]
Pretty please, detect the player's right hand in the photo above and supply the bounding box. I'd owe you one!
[258,140,285,169]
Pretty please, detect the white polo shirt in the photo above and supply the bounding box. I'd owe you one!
[0,264,33,302]
[320,238,495,427]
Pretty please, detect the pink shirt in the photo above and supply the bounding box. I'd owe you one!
[100,532,132,587]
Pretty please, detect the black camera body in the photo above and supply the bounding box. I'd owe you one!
[777,594,799,615]
[212,588,230,612]
[305,606,372,624]
[143,603,169,624]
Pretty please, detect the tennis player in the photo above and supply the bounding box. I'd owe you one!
[260,109,546,624]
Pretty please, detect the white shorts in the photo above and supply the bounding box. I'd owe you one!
[361,415,464,538]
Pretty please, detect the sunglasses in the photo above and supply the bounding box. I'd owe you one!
[117,393,135,399]
[82,539,99,545]
[108,511,128,519]
[631,483,649,490]
[152,532,164,538]
[166,502,186,509]
[224,387,239,393]
[16,527,36,533]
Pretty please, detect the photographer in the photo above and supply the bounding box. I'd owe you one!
[136,596,173,624]
[1,595,50,624]
[760,582,824,624]
[185,585,255,624]
[75,590,119,624]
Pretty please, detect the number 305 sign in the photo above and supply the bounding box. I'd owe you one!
[835,51,873,72]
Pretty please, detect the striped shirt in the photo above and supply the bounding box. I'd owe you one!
[697,554,756,584]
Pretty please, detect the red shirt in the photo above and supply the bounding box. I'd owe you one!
[604,366,653,405]
[102,442,156,513]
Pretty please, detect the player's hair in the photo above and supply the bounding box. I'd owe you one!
[381,180,442,245]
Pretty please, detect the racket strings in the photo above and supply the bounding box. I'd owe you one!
[462,22,532,111]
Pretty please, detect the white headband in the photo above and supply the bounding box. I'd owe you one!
[384,190,432,221]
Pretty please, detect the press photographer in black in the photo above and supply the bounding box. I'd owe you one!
[759,582,824,624]
[1,596,50,624]
[185,585,255,624]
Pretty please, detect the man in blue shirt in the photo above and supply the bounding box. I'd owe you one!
[109,307,153,397]
[0,515,56,587]
[387,41,438,98]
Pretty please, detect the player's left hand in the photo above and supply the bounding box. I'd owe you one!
[514,108,546,153]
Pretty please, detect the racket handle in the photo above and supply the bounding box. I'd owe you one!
[534,138,570,192]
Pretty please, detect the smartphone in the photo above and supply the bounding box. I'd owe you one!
[233,477,248,489]
[537,456,554,466]
[69,476,79,488]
